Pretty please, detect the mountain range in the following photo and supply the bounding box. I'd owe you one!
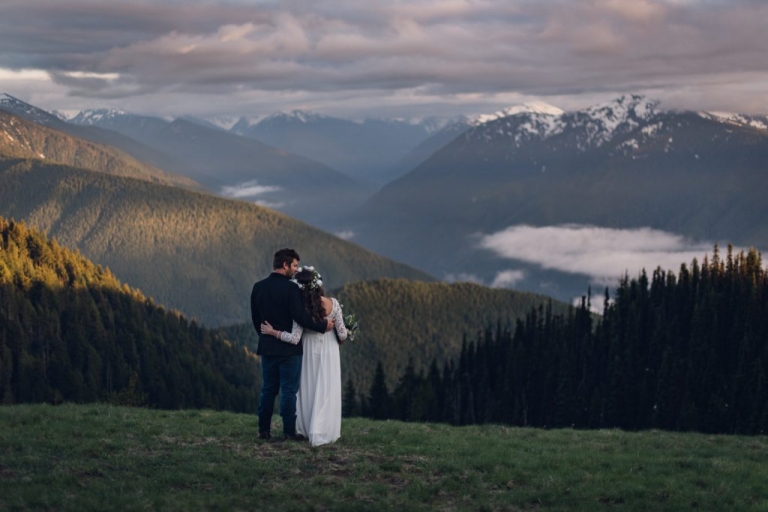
[0,94,194,187]
[350,95,768,299]
[4,91,768,305]
[67,108,369,228]
[230,111,459,185]
[0,109,197,189]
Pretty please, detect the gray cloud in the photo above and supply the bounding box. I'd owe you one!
[1,0,766,117]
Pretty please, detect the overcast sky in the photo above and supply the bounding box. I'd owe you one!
[1,0,766,119]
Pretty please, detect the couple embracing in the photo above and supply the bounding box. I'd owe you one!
[250,248,348,446]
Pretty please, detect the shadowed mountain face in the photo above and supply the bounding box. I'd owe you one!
[232,111,466,186]
[383,119,472,184]
[68,109,371,229]
[350,95,768,300]
[0,159,433,326]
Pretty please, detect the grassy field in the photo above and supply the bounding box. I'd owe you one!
[1,404,767,511]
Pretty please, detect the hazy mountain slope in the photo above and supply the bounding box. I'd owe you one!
[69,110,370,226]
[219,278,571,392]
[352,95,768,293]
[0,158,433,326]
[0,110,198,188]
[234,111,436,185]
[0,216,257,410]
[384,119,471,183]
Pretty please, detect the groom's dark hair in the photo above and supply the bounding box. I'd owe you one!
[273,248,300,269]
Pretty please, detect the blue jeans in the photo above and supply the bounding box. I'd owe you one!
[258,355,302,436]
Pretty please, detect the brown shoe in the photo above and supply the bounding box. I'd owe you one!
[258,431,271,441]
[284,433,307,442]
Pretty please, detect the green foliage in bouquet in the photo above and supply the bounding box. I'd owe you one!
[343,310,360,342]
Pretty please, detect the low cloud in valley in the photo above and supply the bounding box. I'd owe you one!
[479,224,721,287]
[220,180,281,199]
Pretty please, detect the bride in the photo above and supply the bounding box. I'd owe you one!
[260,266,347,446]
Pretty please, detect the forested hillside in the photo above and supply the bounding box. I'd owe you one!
[0,217,258,410]
[0,110,197,189]
[0,159,432,326]
[219,279,570,392]
[362,247,768,435]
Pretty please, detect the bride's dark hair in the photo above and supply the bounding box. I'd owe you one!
[296,269,326,324]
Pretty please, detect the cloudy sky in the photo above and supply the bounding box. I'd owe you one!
[1,0,766,119]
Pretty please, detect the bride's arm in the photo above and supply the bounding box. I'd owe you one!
[333,300,348,341]
[261,320,302,345]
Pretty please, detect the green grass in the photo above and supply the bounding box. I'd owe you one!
[1,404,767,511]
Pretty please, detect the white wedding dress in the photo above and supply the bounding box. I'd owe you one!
[279,298,347,446]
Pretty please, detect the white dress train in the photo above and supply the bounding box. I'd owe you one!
[279,298,347,446]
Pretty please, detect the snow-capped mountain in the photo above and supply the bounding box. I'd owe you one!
[465,95,660,151]
[201,115,243,131]
[0,93,64,127]
[700,111,768,131]
[352,94,768,304]
[51,110,79,121]
[472,101,565,125]
[70,108,132,126]
[265,110,328,125]
[228,116,266,133]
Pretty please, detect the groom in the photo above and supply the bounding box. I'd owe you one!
[251,248,333,441]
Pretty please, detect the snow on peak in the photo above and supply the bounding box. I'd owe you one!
[473,101,564,125]
[581,95,658,126]
[0,93,60,125]
[700,111,768,131]
[203,115,242,131]
[52,109,79,121]
[567,95,660,148]
[266,110,326,124]
[0,93,37,110]
[0,93,20,104]
[72,108,128,124]
[468,95,665,149]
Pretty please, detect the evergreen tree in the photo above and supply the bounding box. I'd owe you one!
[367,362,391,420]
[342,377,359,418]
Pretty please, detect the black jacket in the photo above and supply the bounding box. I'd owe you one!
[250,272,327,356]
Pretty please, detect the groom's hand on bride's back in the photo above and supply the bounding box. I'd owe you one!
[326,319,334,332]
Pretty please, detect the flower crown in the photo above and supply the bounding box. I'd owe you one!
[292,265,323,291]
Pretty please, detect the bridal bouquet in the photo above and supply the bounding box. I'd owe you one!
[338,303,360,342]
[344,312,360,342]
